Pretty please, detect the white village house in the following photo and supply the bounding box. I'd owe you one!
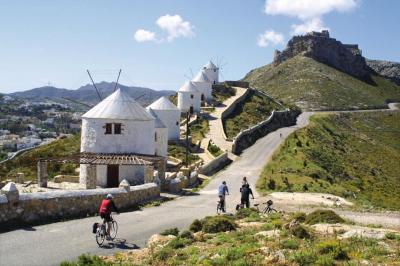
[177,81,201,114]
[192,70,213,103]
[79,88,167,187]
[146,96,181,140]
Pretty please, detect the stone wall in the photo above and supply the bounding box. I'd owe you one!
[224,81,249,88]
[232,109,301,155]
[0,183,159,227]
[220,88,251,140]
[199,152,232,176]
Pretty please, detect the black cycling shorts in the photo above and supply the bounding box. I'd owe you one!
[100,212,112,222]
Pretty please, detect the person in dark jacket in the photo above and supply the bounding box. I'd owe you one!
[240,183,254,208]
[99,194,119,239]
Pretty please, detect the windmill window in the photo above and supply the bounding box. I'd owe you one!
[114,123,122,134]
[190,94,194,99]
[176,121,179,126]
[155,132,157,141]
[105,123,112,134]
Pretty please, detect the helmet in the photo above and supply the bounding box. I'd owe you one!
[106,194,113,199]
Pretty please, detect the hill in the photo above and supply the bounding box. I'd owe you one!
[9,82,175,106]
[366,59,400,85]
[257,111,400,210]
[244,55,400,110]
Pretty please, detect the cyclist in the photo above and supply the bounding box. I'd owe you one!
[218,181,229,212]
[99,194,119,240]
[240,183,254,208]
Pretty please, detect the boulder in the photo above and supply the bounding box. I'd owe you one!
[1,182,19,202]
[119,179,130,191]
[147,234,176,248]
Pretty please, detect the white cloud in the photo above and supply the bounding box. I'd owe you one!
[257,30,284,47]
[134,14,195,43]
[134,29,156,42]
[291,17,329,35]
[156,14,195,42]
[264,0,358,20]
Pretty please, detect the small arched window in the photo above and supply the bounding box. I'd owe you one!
[190,94,194,99]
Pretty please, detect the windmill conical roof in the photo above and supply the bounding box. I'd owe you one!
[178,81,199,92]
[82,88,154,120]
[204,60,217,69]
[192,70,211,83]
[147,108,167,128]
[147,96,179,111]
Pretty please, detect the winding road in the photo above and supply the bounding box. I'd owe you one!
[0,105,399,266]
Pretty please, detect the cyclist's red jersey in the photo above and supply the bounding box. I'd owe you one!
[99,199,112,214]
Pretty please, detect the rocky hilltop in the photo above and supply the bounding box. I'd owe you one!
[273,30,371,81]
[366,59,400,85]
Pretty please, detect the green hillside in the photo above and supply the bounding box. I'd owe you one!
[0,134,81,182]
[244,56,400,110]
[257,111,400,210]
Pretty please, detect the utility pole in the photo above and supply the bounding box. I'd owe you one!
[185,111,189,167]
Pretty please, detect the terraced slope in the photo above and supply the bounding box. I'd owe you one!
[244,56,400,110]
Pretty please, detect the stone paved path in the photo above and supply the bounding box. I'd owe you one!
[205,86,247,152]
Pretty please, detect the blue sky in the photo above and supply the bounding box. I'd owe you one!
[0,0,399,93]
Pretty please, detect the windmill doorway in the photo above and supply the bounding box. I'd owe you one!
[107,165,119,187]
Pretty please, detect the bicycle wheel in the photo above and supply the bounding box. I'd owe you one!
[96,227,105,246]
[217,203,222,214]
[109,220,118,240]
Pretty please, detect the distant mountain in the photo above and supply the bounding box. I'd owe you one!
[366,59,400,86]
[9,82,176,107]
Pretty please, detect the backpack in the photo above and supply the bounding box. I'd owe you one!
[92,222,99,234]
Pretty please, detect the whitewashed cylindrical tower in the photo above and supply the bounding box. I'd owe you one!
[177,81,201,113]
[202,61,219,85]
[146,97,180,140]
[79,88,156,187]
[147,108,168,157]
[192,70,212,102]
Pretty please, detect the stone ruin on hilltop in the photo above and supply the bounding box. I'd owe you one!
[273,30,371,81]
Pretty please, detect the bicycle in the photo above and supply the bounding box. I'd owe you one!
[95,213,118,246]
[217,196,226,214]
[254,200,278,214]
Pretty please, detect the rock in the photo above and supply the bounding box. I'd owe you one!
[1,182,19,202]
[193,232,205,242]
[273,30,371,81]
[366,59,400,85]
[147,234,176,248]
[238,221,265,229]
[255,230,281,238]
[360,260,372,265]
[259,246,271,255]
[284,219,299,230]
[119,179,130,191]
[210,254,221,260]
[265,250,285,264]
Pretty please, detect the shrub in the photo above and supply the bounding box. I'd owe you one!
[305,210,344,225]
[160,227,179,236]
[202,216,236,233]
[235,208,259,219]
[167,237,194,249]
[290,249,317,266]
[280,238,300,249]
[189,219,203,232]
[267,179,276,190]
[60,254,110,266]
[317,239,349,260]
[155,246,174,260]
[292,212,307,222]
[315,254,335,266]
[385,232,400,240]
[180,230,194,240]
[290,225,311,239]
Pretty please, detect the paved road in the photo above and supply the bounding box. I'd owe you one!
[1,105,398,266]
[0,111,313,266]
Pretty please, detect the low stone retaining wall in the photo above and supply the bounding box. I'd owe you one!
[232,109,301,155]
[199,152,232,176]
[0,183,160,226]
[220,88,251,140]
[224,81,249,88]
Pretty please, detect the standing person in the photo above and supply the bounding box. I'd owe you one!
[99,194,119,240]
[218,181,229,212]
[240,183,254,208]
